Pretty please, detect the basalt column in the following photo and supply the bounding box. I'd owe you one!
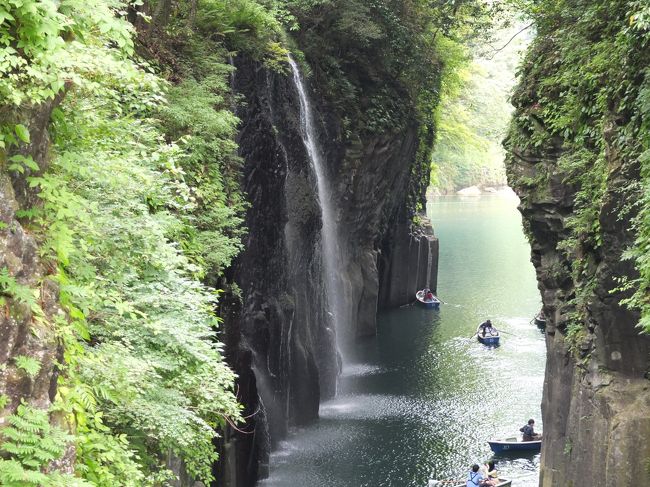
[218,56,340,486]
[220,47,439,487]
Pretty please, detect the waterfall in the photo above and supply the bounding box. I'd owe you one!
[287,55,346,361]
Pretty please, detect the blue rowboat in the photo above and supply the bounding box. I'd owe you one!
[488,437,542,454]
[477,324,500,346]
[416,290,440,309]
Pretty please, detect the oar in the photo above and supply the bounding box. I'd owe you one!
[497,329,523,338]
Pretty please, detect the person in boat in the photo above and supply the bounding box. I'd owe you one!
[466,464,488,486]
[481,461,499,487]
[421,288,433,302]
[520,418,542,441]
[478,319,493,337]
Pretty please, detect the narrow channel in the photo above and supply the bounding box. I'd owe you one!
[259,193,544,487]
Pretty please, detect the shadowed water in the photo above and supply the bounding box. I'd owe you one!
[259,194,544,486]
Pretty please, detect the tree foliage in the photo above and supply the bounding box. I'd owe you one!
[431,25,528,192]
[281,0,509,135]
[505,0,650,333]
[1,0,246,484]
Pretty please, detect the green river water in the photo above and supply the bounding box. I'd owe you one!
[259,194,545,487]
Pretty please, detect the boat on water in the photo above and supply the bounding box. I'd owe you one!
[476,324,500,345]
[488,437,542,454]
[416,289,441,309]
[533,310,546,327]
[428,477,512,486]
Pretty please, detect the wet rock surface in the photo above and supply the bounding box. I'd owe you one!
[218,55,438,486]
[378,219,439,310]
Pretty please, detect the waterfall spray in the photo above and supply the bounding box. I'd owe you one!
[287,55,346,364]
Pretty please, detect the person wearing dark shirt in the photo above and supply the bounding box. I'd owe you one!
[520,418,542,441]
[478,319,493,337]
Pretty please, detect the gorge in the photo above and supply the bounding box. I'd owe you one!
[0,1,650,487]
[219,24,440,485]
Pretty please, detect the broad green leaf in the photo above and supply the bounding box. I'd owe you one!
[14,124,30,143]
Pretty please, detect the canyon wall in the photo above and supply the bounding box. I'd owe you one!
[506,2,650,484]
[0,98,75,471]
[217,50,438,485]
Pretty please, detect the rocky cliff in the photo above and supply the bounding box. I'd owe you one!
[217,49,438,485]
[506,2,650,485]
[0,98,74,471]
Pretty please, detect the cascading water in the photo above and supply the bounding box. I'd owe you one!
[287,56,346,363]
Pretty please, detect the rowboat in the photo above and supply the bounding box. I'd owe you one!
[476,324,500,345]
[428,477,512,486]
[416,290,440,309]
[533,310,546,327]
[488,437,542,453]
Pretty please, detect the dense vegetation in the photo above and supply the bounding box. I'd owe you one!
[431,26,528,193]
[505,0,650,338]
[0,0,524,485]
[0,1,247,485]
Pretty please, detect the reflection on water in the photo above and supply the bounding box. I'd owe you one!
[259,195,544,487]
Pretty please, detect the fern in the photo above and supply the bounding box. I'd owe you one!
[0,404,91,487]
[0,268,44,319]
[0,0,251,484]
[13,356,41,379]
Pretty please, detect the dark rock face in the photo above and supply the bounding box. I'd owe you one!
[507,49,650,487]
[0,99,69,470]
[217,55,438,486]
[0,173,60,416]
[379,220,439,310]
[511,148,650,485]
[218,57,331,487]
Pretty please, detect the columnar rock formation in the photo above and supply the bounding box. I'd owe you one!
[217,54,438,485]
[379,220,439,310]
[509,145,650,485]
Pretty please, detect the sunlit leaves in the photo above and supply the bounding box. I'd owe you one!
[0,404,91,487]
[33,48,241,480]
[1,0,244,484]
[0,0,137,107]
[14,124,29,143]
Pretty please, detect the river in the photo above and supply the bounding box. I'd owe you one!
[259,194,545,487]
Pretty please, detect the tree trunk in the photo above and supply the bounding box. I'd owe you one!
[153,0,173,29]
[188,0,198,30]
